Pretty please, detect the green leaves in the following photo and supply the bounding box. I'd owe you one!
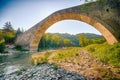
[3,22,14,31]
[86,43,120,67]
[0,42,5,53]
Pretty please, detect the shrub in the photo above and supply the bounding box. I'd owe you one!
[86,43,120,67]
[53,47,80,61]
[14,45,22,50]
[14,45,28,51]
[0,43,5,53]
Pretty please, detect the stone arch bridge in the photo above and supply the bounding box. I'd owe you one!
[15,0,120,52]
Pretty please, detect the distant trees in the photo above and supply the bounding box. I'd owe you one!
[3,22,14,31]
[2,22,16,44]
[0,21,24,52]
[38,33,106,50]
[78,34,106,47]
[63,38,73,47]
[1,22,24,44]
[0,32,5,53]
[78,34,89,47]
[16,28,23,36]
[38,33,74,50]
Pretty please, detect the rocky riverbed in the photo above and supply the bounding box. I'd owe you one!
[0,63,93,80]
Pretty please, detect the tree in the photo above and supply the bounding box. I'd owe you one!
[0,38,5,53]
[51,34,61,48]
[63,38,73,47]
[78,34,89,47]
[0,43,5,53]
[2,22,16,44]
[3,22,14,31]
[16,28,22,36]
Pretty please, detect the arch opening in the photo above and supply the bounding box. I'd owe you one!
[29,13,118,51]
[45,20,101,35]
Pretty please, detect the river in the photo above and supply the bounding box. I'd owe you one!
[0,52,32,75]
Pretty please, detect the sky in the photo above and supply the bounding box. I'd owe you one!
[0,0,101,35]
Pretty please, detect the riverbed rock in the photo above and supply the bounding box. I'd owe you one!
[1,64,93,80]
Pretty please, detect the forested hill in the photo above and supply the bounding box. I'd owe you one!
[54,33,103,39]
[38,33,105,50]
[76,33,103,39]
[49,33,104,45]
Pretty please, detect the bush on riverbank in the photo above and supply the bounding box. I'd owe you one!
[0,39,6,53]
[0,43,6,53]
[86,43,120,67]
[14,45,28,51]
[14,45,22,51]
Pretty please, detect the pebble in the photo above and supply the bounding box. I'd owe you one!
[1,64,93,80]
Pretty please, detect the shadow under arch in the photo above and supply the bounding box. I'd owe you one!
[30,13,118,51]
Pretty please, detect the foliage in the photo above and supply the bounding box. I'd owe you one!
[33,47,81,65]
[0,38,5,44]
[78,34,105,47]
[35,52,52,65]
[78,34,89,47]
[80,0,107,12]
[14,45,22,51]
[38,33,74,50]
[0,22,16,44]
[53,47,80,61]
[3,22,14,31]
[16,28,23,36]
[52,64,58,70]
[0,22,24,44]
[0,37,5,53]
[38,33,105,50]
[16,68,26,76]
[14,45,28,51]
[0,42,5,53]
[86,43,120,67]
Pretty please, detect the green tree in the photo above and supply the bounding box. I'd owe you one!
[78,34,89,47]
[0,43,5,53]
[2,22,16,44]
[3,22,14,31]
[51,34,61,48]
[16,28,22,36]
[0,38,5,53]
[39,35,46,49]
[63,38,73,47]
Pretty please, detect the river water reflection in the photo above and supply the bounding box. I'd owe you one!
[0,52,32,75]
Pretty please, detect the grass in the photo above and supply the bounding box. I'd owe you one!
[31,44,120,79]
[32,52,52,65]
[16,67,26,76]
[86,42,120,67]
[31,47,81,65]
[33,43,120,67]
[53,47,81,61]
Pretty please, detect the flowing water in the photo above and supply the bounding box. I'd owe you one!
[0,52,32,75]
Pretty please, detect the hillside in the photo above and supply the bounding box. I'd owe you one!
[39,33,105,49]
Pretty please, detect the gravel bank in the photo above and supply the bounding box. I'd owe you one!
[0,64,93,80]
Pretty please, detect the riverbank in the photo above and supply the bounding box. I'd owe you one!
[32,47,120,79]
[0,63,92,80]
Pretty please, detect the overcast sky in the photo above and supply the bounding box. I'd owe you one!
[0,0,101,35]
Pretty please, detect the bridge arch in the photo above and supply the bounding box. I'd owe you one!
[29,12,118,51]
